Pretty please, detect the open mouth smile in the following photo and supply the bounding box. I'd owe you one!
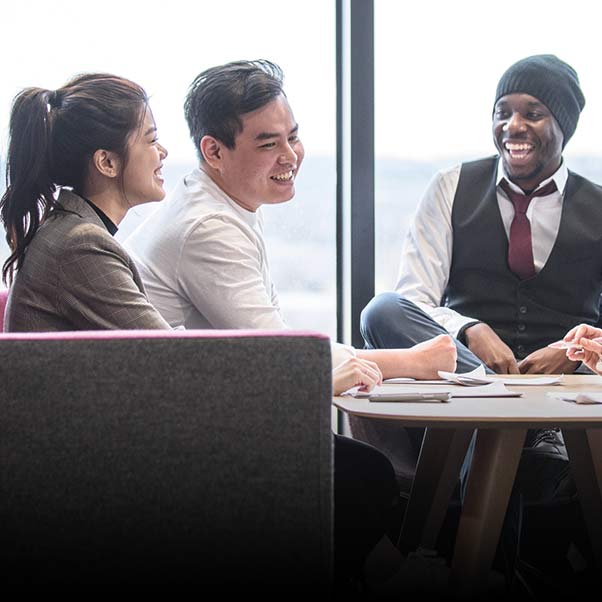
[504,142,534,161]
[270,170,296,182]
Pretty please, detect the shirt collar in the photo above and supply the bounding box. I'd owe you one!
[496,157,568,195]
[192,167,259,228]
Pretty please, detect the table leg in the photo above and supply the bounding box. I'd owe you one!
[450,427,527,596]
[563,428,602,570]
[397,427,473,553]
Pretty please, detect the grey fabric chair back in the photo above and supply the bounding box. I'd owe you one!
[0,331,333,588]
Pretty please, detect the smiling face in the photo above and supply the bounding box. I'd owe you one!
[203,94,304,212]
[492,93,564,192]
[121,107,168,206]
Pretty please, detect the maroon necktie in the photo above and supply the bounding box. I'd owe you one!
[499,178,558,280]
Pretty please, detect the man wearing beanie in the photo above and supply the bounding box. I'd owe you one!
[361,53,598,375]
[355,54,601,586]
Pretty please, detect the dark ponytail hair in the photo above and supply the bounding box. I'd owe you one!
[1,73,148,284]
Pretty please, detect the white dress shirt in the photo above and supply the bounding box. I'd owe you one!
[396,158,568,337]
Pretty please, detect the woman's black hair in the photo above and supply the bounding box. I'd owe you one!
[0,73,148,284]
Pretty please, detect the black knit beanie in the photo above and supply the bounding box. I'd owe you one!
[494,54,585,146]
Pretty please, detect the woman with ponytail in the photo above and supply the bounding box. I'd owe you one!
[1,73,171,331]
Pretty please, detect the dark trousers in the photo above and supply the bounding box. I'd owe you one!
[334,434,399,584]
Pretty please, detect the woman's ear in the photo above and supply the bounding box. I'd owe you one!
[91,149,121,178]
[200,136,223,170]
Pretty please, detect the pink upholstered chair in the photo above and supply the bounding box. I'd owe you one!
[0,289,8,330]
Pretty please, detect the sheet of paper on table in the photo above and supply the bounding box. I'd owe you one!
[437,365,563,386]
[342,380,522,401]
[547,391,602,405]
[385,377,453,385]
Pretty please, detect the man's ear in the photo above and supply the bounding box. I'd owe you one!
[200,136,224,170]
[91,149,121,179]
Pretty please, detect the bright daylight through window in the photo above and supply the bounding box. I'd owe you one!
[375,0,602,294]
[0,0,337,337]
[3,0,601,338]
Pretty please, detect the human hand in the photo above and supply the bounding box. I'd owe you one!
[409,334,457,379]
[563,323,602,347]
[571,337,602,374]
[332,357,383,395]
[558,324,602,373]
[560,327,602,374]
[518,346,580,374]
[464,322,520,374]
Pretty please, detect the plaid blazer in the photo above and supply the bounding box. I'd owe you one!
[4,190,170,332]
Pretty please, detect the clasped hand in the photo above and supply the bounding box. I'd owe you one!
[465,322,579,374]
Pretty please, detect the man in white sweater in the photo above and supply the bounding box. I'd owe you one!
[125,61,456,385]
[124,60,457,591]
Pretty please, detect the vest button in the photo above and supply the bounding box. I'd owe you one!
[519,305,528,314]
[518,323,526,332]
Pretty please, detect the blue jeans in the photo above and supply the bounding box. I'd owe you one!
[360,291,493,374]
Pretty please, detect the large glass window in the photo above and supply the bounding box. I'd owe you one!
[0,0,336,336]
[375,0,602,293]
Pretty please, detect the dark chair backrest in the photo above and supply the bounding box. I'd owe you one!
[0,329,333,587]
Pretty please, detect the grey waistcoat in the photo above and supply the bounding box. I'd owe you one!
[444,156,602,358]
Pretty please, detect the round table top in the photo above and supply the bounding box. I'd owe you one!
[333,374,602,428]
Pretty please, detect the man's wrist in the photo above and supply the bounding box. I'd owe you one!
[457,321,482,346]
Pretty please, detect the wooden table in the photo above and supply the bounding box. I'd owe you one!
[334,374,602,596]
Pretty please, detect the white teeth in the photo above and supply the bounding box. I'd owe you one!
[505,143,532,151]
[271,170,294,181]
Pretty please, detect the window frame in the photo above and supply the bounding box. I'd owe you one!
[336,0,375,349]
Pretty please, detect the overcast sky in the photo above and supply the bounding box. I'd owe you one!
[2,0,602,163]
[1,0,336,162]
